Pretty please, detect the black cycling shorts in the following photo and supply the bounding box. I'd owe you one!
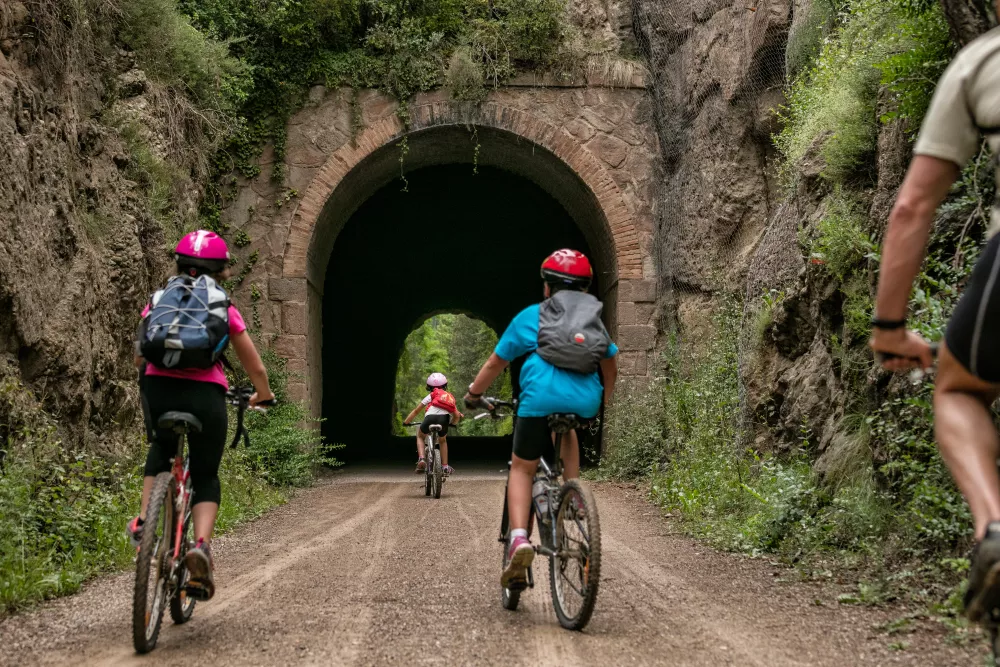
[512,417,559,461]
[946,231,1000,382]
[420,413,452,435]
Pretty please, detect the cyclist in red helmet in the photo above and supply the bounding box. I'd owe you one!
[465,249,618,588]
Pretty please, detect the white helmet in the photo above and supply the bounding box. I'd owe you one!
[426,372,448,388]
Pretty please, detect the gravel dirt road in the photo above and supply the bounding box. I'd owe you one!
[0,467,988,666]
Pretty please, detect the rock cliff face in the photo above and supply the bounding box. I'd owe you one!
[0,2,203,451]
[638,0,922,454]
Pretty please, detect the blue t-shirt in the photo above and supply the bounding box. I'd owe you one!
[495,304,618,418]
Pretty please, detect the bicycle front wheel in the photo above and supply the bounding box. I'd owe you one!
[549,479,601,631]
[132,472,173,653]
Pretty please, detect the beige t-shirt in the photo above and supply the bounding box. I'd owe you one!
[915,27,1000,232]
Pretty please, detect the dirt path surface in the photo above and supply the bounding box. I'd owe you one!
[0,468,988,666]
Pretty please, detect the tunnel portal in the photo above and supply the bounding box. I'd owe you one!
[323,164,603,462]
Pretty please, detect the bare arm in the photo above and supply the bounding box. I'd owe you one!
[600,355,618,406]
[870,155,960,368]
[468,353,510,396]
[230,331,275,404]
[404,401,424,424]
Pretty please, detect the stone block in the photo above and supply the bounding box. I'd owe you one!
[273,334,307,360]
[636,303,656,326]
[617,351,649,376]
[269,277,307,302]
[281,302,308,335]
[617,325,656,351]
[287,381,308,404]
[285,357,308,379]
[620,279,656,303]
[617,301,636,325]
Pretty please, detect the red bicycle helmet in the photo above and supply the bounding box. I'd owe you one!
[540,249,593,288]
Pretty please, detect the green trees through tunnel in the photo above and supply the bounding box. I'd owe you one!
[393,314,513,437]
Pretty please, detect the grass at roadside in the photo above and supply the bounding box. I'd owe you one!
[0,351,337,617]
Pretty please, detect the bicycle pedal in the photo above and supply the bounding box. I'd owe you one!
[184,584,212,602]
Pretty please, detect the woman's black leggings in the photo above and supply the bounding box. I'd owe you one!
[142,375,227,505]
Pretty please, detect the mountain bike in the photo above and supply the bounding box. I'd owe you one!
[403,420,446,499]
[475,399,602,631]
[132,386,273,654]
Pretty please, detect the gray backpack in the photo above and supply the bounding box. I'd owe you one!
[536,291,612,374]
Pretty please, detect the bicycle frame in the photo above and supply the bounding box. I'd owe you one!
[170,436,192,563]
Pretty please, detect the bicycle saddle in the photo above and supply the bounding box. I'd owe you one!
[428,424,443,432]
[547,413,582,433]
[157,411,203,434]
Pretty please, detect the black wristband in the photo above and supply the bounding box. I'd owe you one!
[871,317,906,330]
[467,384,482,398]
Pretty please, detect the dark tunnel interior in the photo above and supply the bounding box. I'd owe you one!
[321,164,606,464]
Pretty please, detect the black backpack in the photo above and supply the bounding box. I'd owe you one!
[137,275,231,369]
[536,291,612,374]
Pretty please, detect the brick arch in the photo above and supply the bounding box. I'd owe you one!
[281,101,642,284]
[271,100,655,414]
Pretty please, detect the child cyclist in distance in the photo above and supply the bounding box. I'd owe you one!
[404,373,462,475]
[128,230,275,600]
[465,249,618,587]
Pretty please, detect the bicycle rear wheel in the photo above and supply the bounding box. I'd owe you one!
[169,488,196,625]
[432,448,443,499]
[549,479,601,631]
[132,472,173,653]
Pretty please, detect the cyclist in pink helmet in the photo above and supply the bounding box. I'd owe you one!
[129,230,275,600]
[403,372,463,475]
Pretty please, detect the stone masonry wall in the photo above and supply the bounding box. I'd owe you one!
[222,79,663,409]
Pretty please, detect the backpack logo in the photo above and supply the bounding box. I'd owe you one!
[536,291,612,374]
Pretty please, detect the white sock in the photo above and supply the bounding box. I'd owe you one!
[510,528,528,541]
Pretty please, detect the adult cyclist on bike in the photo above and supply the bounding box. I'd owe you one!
[465,249,618,587]
[128,231,275,600]
[870,15,1000,625]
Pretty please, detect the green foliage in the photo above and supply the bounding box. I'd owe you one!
[120,0,251,113]
[875,2,951,128]
[785,0,834,79]
[776,0,892,185]
[393,314,513,436]
[177,0,571,178]
[809,192,877,280]
[598,381,666,480]
[0,346,332,616]
[227,346,343,487]
[116,119,192,233]
[776,0,952,187]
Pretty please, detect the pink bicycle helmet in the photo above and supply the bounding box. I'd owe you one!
[175,230,231,276]
[426,372,448,388]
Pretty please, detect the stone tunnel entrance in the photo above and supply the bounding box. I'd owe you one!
[323,163,603,462]
[266,102,656,465]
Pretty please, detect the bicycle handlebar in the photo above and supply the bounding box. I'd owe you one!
[471,397,516,420]
[875,341,940,365]
[226,386,277,449]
